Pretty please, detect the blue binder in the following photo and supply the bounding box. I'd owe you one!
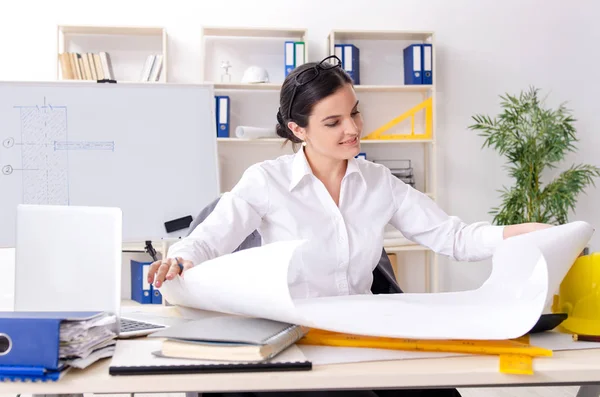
[131,260,152,304]
[337,44,360,84]
[152,288,162,304]
[403,44,423,85]
[0,312,104,381]
[215,95,230,138]
[284,41,295,76]
[422,44,433,85]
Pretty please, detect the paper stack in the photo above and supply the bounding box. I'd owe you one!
[59,312,118,369]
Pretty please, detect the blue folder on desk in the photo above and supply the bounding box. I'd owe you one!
[0,311,105,382]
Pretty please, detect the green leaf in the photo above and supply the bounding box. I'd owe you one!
[468,87,599,225]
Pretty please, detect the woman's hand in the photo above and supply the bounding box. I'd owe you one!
[147,257,194,288]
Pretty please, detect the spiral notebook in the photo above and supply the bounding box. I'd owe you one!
[109,338,311,376]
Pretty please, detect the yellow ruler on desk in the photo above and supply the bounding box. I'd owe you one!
[298,329,550,375]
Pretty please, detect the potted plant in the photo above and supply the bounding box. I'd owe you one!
[468,86,600,226]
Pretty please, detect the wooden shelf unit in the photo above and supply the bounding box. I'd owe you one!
[57,25,168,83]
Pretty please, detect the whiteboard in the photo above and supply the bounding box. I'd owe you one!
[0,81,220,247]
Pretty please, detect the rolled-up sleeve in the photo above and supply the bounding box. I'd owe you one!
[387,171,505,262]
[167,164,269,265]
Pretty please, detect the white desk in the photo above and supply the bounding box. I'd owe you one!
[0,304,598,395]
[0,348,598,395]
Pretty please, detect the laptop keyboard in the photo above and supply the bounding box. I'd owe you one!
[121,318,166,333]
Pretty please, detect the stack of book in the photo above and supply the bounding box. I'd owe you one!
[58,52,163,82]
[59,52,114,81]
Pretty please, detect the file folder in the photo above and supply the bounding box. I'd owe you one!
[337,44,360,84]
[285,41,295,76]
[131,260,152,304]
[0,311,109,381]
[152,288,163,304]
[334,44,343,64]
[422,44,433,84]
[294,42,305,68]
[403,44,422,85]
[215,96,230,138]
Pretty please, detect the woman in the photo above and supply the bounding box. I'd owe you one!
[147,55,549,396]
[149,55,548,290]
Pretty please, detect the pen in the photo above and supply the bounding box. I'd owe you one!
[572,334,600,343]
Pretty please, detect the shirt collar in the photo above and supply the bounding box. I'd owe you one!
[288,148,366,191]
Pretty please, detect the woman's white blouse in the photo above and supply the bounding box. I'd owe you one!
[167,148,505,299]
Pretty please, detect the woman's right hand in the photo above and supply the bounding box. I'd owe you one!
[147,257,194,288]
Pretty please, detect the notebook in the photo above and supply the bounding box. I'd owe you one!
[148,315,309,362]
[109,338,311,376]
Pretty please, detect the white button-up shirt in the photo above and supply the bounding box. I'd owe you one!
[167,148,505,299]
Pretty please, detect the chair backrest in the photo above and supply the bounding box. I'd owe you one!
[188,197,402,294]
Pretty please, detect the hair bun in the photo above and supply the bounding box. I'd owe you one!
[275,108,288,139]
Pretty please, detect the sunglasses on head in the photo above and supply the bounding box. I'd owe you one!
[287,55,343,120]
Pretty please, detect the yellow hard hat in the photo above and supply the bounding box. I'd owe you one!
[552,252,600,335]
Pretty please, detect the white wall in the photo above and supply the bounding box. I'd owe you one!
[1,0,599,293]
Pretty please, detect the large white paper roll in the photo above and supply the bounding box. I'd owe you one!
[235,126,278,139]
[160,221,595,340]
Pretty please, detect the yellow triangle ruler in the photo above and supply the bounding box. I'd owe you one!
[362,97,433,141]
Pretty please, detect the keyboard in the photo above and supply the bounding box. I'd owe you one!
[120,317,166,337]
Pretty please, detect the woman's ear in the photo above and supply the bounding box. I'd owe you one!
[288,121,306,142]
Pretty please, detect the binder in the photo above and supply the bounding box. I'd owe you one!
[0,311,109,382]
[294,42,305,68]
[334,44,343,64]
[284,41,295,76]
[339,44,360,84]
[215,95,230,138]
[131,260,152,304]
[403,44,422,85]
[422,43,433,85]
[152,288,163,304]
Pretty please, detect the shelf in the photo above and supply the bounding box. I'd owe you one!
[217,138,283,143]
[217,138,433,144]
[354,85,433,93]
[58,25,165,36]
[361,139,433,144]
[211,83,433,93]
[57,24,168,83]
[212,82,282,91]
[330,29,433,42]
[202,26,307,38]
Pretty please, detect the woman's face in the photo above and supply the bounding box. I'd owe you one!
[291,83,363,161]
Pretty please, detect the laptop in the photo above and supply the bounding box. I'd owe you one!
[13,204,168,338]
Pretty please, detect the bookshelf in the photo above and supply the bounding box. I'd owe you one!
[57,25,168,83]
[200,26,308,86]
[200,26,308,193]
[50,24,439,293]
[328,29,438,293]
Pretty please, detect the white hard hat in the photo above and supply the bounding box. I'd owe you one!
[241,66,270,84]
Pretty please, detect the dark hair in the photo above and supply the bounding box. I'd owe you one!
[276,60,353,144]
